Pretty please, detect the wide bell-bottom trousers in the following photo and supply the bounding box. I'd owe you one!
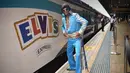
[67,38,81,73]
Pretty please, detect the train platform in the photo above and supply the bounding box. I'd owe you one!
[55,21,130,73]
[110,21,130,73]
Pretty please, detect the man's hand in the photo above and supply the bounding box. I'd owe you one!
[75,32,81,38]
[63,33,69,38]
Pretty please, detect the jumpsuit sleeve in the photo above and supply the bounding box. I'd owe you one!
[75,13,88,34]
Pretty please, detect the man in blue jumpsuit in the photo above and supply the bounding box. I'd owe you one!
[61,4,88,73]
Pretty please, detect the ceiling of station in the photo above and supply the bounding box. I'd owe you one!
[99,0,130,14]
[81,0,111,18]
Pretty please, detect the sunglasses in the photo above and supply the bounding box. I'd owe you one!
[62,8,70,13]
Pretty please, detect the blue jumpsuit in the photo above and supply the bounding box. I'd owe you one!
[62,13,88,73]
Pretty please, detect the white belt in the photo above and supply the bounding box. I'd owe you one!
[68,32,82,38]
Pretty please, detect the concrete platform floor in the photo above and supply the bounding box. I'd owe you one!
[110,21,130,73]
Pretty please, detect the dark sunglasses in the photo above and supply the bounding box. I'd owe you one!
[62,8,70,13]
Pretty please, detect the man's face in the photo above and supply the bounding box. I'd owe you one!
[62,8,69,16]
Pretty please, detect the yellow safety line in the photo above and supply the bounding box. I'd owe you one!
[83,32,107,73]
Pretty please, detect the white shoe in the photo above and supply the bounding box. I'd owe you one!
[111,52,116,55]
[111,52,121,55]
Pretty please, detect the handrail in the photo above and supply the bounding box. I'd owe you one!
[124,35,130,73]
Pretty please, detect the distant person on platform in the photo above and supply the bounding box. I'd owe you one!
[110,16,116,31]
[61,3,88,73]
[101,16,105,32]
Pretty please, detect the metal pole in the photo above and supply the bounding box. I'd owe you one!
[124,36,128,73]
[114,25,117,51]
[111,22,121,55]
[81,36,89,72]
[82,41,88,69]
[124,36,126,73]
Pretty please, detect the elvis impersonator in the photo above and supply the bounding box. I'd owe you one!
[61,4,88,73]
